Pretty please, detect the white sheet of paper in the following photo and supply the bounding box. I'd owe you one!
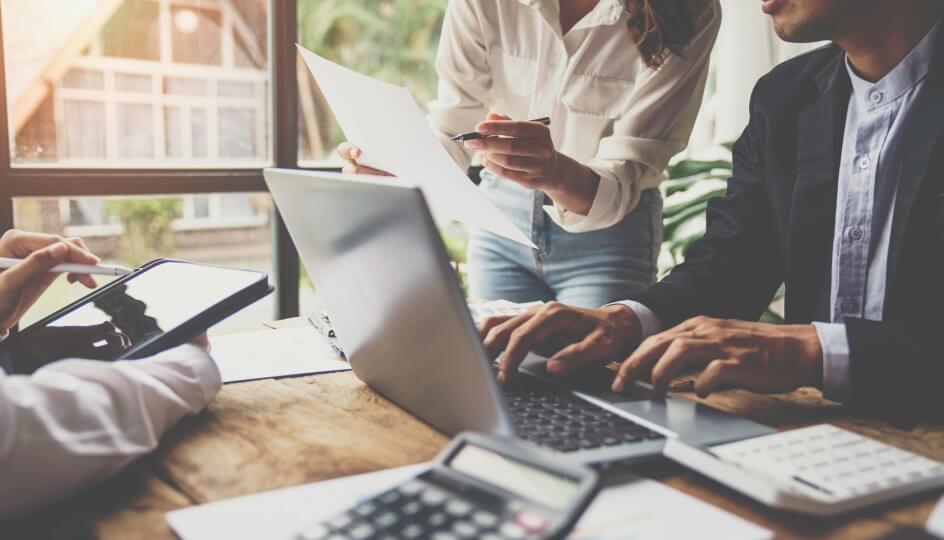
[166,465,771,540]
[928,493,944,538]
[297,44,536,248]
[210,327,350,384]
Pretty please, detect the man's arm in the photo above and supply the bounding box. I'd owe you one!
[628,86,785,328]
[845,319,944,419]
[0,345,221,518]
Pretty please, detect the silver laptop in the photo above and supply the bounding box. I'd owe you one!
[265,169,773,466]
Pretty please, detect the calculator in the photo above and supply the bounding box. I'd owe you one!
[295,432,601,540]
[664,424,944,516]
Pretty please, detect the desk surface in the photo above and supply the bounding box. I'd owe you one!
[8,318,944,539]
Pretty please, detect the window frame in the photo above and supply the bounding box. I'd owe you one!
[0,0,318,319]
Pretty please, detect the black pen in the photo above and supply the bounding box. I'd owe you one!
[450,117,551,142]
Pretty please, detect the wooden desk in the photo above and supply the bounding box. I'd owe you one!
[8,318,944,539]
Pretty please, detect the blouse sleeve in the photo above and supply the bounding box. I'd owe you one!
[548,1,722,232]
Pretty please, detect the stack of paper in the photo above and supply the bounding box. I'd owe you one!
[210,327,350,384]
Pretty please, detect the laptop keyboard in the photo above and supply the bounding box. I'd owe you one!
[501,374,665,453]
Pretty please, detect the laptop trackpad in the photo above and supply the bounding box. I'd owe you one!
[519,354,655,402]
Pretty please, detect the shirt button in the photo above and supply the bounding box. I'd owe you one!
[840,298,859,313]
[848,226,864,241]
[869,90,884,105]
[857,154,871,170]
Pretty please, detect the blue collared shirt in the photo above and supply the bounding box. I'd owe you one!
[813,16,942,402]
[619,15,943,403]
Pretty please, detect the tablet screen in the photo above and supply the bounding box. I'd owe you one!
[12,261,264,370]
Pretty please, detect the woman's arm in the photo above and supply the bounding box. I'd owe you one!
[0,344,221,518]
[470,2,722,232]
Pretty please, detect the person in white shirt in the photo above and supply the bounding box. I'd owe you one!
[0,230,221,518]
[338,0,721,308]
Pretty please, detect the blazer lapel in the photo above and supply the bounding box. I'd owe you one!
[786,54,849,322]
[885,34,944,295]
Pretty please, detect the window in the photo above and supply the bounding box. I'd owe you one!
[7,0,270,167]
[1,0,300,322]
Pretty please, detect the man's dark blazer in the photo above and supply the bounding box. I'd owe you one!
[627,34,944,419]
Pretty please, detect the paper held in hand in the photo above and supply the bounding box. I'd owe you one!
[296,44,537,249]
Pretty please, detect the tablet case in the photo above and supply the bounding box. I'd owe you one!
[18,258,274,361]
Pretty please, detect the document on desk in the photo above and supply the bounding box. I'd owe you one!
[166,465,771,540]
[297,45,536,249]
[210,327,350,384]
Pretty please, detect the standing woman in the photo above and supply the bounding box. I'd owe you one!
[340,0,721,308]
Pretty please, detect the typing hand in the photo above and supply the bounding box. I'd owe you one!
[336,143,393,176]
[479,302,642,384]
[0,230,100,330]
[468,113,599,215]
[612,317,823,398]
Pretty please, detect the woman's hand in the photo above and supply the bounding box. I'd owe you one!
[468,113,600,215]
[336,143,393,176]
[0,230,100,330]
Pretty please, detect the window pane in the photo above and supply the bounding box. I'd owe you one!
[296,1,447,163]
[14,194,275,329]
[4,0,271,167]
[171,6,221,65]
[117,103,154,159]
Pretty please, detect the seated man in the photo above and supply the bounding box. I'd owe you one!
[0,230,221,517]
[481,0,944,420]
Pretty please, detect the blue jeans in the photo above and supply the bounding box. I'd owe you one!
[468,170,662,308]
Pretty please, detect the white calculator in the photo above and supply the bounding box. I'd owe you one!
[663,424,944,515]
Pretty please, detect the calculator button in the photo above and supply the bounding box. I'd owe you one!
[327,513,353,529]
[452,520,479,538]
[401,524,425,539]
[399,480,425,496]
[354,502,377,517]
[402,501,423,515]
[428,512,449,527]
[378,490,400,504]
[472,510,499,528]
[499,522,527,539]
[445,499,473,517]
[515,511,549,534]
[348,523,374,539]
[375,511,398,528]
[431,533,459,540]
[480,535,503,540]
[421,487,449,506]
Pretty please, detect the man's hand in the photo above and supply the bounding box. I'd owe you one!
[612,317,823,398]
[336,143,393,176]
[468,113,599,215]
[0,230,100,330]
[479,302,642,384]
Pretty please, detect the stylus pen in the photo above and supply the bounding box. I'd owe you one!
[0,257,133,276]
[450,117,551,142]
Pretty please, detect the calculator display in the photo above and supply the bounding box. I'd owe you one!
[448,443,581,510]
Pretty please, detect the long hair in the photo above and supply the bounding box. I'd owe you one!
[626,0,707,68]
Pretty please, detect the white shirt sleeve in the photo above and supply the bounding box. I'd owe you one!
[609,300,663,341]
[547,5,722,232]
[427,0,491,172]
[0,344,221,518]
[812,322,851,403]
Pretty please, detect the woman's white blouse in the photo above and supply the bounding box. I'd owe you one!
[428,0,721,232]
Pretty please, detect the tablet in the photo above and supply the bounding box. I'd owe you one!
[10,259,272,371]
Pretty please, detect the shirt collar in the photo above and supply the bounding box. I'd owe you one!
[845,15,944,109]
[518,0,627,30]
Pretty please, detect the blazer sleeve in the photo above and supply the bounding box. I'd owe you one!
[626,85,785,328]
[845,319,944,420]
